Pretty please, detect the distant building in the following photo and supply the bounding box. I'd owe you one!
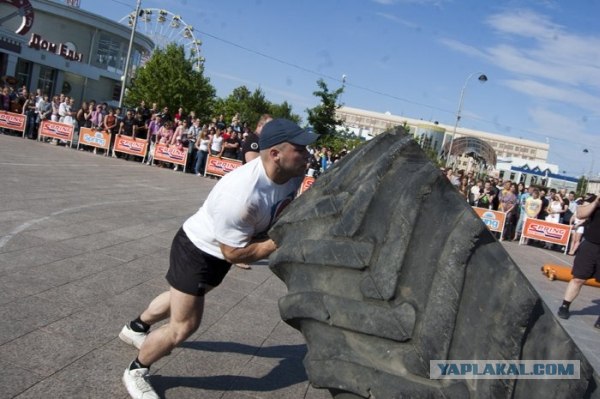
[495,158,578,191]
[0,0,153,104]
[587,178,600,195]
[336,106,549,165]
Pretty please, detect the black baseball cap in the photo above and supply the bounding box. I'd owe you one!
[258,118,318,149]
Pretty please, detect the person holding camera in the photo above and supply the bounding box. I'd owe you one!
[557,193,600,330]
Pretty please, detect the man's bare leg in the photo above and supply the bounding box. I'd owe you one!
[558,278,585,319]
[564,278,585,302]
[138,286,206,366]
[139,291,171,325]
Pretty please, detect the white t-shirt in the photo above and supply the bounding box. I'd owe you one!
[183,157,302,259]
[211,136,223,153]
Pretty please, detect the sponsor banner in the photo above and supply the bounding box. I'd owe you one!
[153,143,187,166]
[205,154,242,177]
[430,360,579,380]
[521,218,570,246]
[78,128,111,150]
[113,135,148,157]
[299,176,315,194]
[0,111,26,132]
[472,207,507,234]
[39,120,74,141]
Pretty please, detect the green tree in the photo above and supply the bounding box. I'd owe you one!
[269,101,300,124]
[124,43,216,120]
[213,86,300,128]
[306,78,344,136]
[576,176,588,197]
[305,79,367,154]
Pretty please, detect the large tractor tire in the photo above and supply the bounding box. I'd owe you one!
[269,128,598,398]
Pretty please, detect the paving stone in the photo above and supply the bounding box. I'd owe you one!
[0,360,40,399]
[0,329,90,378]
[0,295,75,345]
[0,242,84,274]
[12,341,132,399]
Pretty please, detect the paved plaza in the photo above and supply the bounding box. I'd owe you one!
[0,134,598,398]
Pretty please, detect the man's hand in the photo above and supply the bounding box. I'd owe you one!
[220,238,277,265]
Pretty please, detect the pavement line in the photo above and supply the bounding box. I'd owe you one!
[533,246,574,267]
[0,197,184,250]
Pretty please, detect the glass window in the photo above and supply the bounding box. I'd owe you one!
[95,34,126,74]
[37,66,56,95]
[16,58,32,88]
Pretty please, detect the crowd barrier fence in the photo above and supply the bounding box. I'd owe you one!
[519,217,571,254]
[0,111,25,137]
[38,119,75,147]
[3,122,579,254]
[472,208,507,235]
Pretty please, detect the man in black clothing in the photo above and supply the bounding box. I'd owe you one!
[557,193,600,330]
[119,111,136,136]
[241,114,272,163]
[222,131,241,160]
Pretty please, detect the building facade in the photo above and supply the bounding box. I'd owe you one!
[336,106,549,164]
[0,0,153,104]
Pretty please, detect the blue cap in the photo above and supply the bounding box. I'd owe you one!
[258,118,319,149]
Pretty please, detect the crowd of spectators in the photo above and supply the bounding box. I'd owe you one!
[445,167,588,254]
[3,89,589,253]
[1,91,355,179]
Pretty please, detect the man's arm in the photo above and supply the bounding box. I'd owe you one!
[576,197,599,219]
[220,238,277,265]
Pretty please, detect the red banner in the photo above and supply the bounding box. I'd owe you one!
[205,154,243,177]
[113,135,148,157]
[521,218,571,248]
[152,143,187,166]
[0,111,25,132]
[78,128,111,150]
[472,207,507,234]
[39,120,74,141]
[299,176,315,194]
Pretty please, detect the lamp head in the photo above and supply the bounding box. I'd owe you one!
[478,74,488,83]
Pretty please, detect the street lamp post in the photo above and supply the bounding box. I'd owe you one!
[119,0,142,109]
[445,72,488,168]
[583,148,595,178]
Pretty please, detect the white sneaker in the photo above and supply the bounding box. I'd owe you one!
[173,165,179,171]
[119,324,147,349]
[122,367,159,399]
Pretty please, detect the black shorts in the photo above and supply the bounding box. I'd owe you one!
[572,240,600,282]
[165,227,232,296]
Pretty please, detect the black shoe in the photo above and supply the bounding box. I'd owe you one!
[594,316,600,329]
[557,306,570,319]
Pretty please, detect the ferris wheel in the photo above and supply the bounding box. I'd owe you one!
[120,8,204,71]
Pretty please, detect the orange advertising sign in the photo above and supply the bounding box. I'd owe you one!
[205,154,243,177]
[0,111,25,132]
[472,207,507,234]
[152,143,187,166]
[39,120,74,141]
[299,176,315,194]
[78,128,111,150]
[113,135,148,157]
[521,218,570,248]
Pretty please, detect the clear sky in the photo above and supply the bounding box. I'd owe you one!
[77,0,600,178]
